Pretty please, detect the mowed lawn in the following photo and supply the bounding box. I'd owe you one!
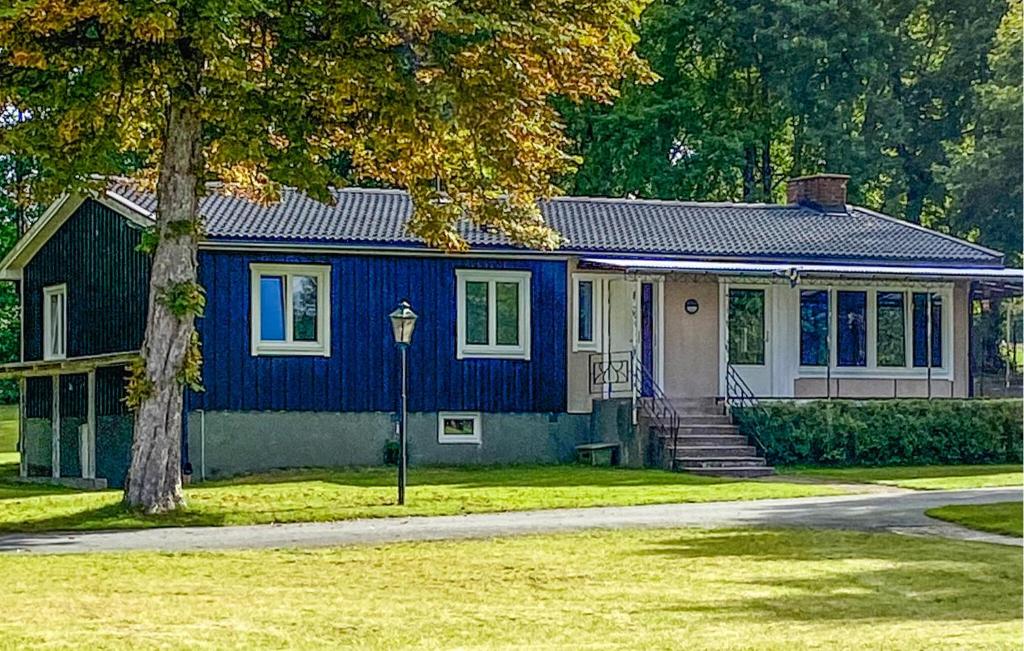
[927,502,1023,537]
[0,463,846,533]
[782,464,1023,490]
[0,528,1019,650]
[0,403,18,468]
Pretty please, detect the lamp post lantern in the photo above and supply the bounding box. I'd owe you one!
[389,300,418,505]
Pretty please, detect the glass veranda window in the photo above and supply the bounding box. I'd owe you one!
[876,292,907,367]
[799,290,829,366]
[912,292,943,367]
[728,288,765,365]
[836,291,867,367]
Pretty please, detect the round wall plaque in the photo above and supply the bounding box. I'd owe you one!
[684,298,700,315]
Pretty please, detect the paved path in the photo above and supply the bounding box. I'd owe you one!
[0,487,1019,554]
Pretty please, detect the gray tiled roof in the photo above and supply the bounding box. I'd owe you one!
[107,181,1003,267]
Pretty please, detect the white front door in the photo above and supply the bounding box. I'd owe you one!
[725,284,773,396]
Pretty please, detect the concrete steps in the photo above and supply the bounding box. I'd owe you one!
[649,396,774,478]
[684,465,775,478]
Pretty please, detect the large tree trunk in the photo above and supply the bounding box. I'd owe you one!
[742,145,756,201]
[123,98,203,513]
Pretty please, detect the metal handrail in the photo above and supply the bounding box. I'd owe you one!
[724,363,769,456]
[589,351,682,470]
[632,355,682,470]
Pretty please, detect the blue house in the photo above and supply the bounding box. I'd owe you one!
[1,174,1020,486]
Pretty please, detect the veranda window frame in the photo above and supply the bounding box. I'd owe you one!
[796,282,952,379]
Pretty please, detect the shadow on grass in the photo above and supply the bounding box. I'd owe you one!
[0,500,231,538]
[204,465,740,490]
[638,529,1022,623]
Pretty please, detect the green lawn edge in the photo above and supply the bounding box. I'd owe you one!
[926,501,1024,537]
[779,464,1023,490]
[0,464,849,535]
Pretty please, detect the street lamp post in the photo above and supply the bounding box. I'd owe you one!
[389,300,418,505]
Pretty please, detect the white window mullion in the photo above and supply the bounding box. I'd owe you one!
[488,279,497,347]
[904,290,912,370]
[283,272,294,344]
[866,288,877,369]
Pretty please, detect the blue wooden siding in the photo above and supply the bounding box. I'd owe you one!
[23,199,150,361]
[190,251,568,413]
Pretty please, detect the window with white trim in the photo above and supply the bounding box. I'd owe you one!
[42,284,66,361]
[796,285,949,373]
[572,273,603,352]
[438,412,482,444]
[456,270,531,359]
[250,263,331,356]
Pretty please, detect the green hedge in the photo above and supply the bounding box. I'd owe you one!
[734,399,1023,467]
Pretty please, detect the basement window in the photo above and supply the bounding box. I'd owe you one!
[250,263,331,356]
[437,412,482,445]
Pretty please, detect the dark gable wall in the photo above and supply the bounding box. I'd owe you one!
[191,251,568,413]
[23,199,151,361]
[22,200,568,413]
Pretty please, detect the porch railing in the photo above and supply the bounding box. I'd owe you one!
[590,351,682,470]
[724,362,768,457]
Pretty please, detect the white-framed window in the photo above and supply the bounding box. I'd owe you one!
[437,411,482,444]
[250,263,331,356]
[797,283,951,376]
[572,273,603,352]
[456,269,531,359]
[42,284,67,361]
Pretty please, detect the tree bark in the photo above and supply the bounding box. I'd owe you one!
[123,98,203,513]
[760,138,772,199]
[742,145,756,201]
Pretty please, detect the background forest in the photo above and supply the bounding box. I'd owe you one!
[0,0,1020,401]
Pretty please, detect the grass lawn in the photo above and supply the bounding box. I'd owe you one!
[0,402,18,468]
[0,463,846,533]
[0,528,1018,649]
[927,502,1023,537]
[781,464,1023,490]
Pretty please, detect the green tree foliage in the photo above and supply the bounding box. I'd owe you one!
[565,0,1017,258]
[938,0,1023,264]
[0,0,649,511]
[0,135,43,403]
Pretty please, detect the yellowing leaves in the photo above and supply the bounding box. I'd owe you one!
[132,11,177,43]
[0,0,651,252]
[10,50,45,69]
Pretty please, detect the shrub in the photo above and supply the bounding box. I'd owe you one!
[734,399,1023,467]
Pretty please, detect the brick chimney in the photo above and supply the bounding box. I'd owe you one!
[786,173,849,211]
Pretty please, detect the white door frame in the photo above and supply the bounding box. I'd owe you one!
[599,275,664,397]
[719,280,773,396]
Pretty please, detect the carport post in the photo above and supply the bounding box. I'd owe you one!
[51,374,59,479]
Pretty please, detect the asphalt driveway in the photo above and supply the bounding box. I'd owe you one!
[0,486,1019,554]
